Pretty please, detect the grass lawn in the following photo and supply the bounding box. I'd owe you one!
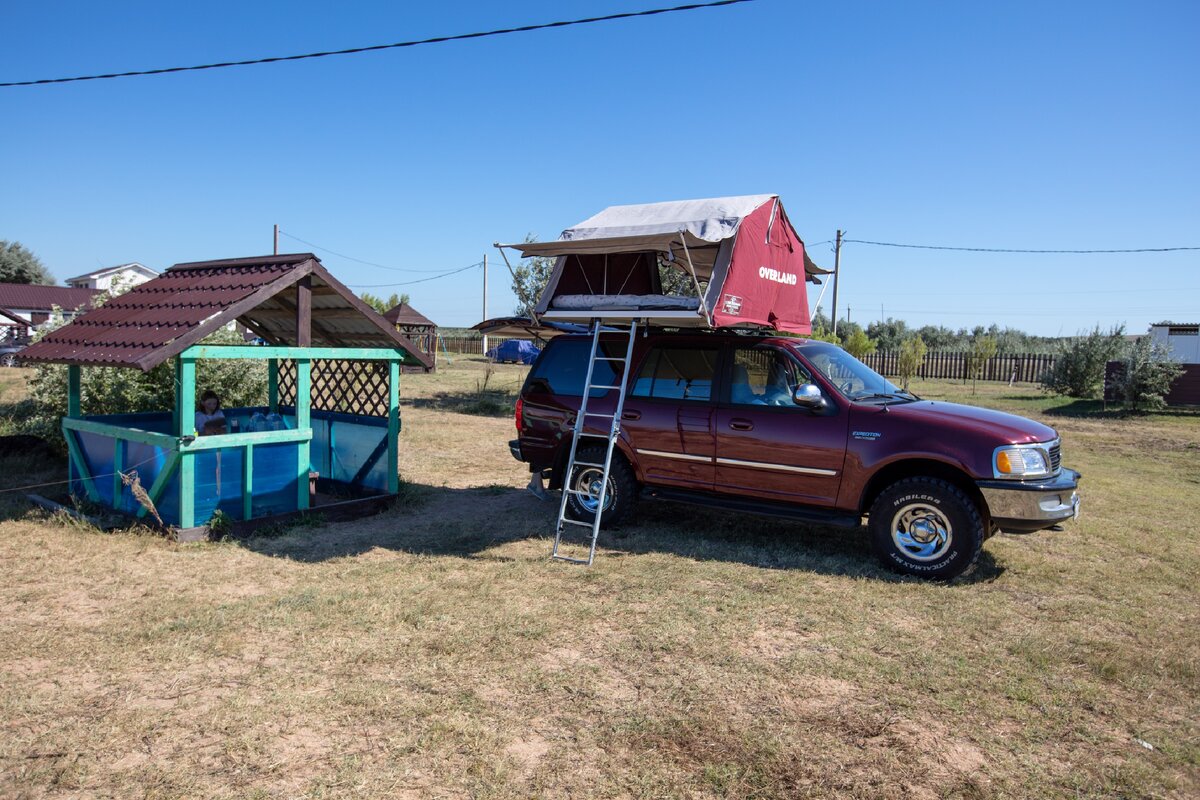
[0,360,1196,798]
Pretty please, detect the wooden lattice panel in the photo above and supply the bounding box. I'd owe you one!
[277,359,390,417]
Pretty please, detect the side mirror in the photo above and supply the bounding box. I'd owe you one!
[793,383,827,412]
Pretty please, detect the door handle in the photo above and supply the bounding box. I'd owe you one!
[729,419,754,431]
[621,410,641,420]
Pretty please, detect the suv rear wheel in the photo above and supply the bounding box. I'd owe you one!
[868,477,984,579]
[563,445,638,528]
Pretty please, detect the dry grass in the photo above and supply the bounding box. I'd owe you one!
[0,361,1197,798]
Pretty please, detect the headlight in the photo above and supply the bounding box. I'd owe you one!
[993,443,1053,479]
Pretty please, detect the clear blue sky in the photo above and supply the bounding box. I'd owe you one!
[2,0,1197,335]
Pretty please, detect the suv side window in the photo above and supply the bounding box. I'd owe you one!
[526,339,619,397]
[728,346,811,406]
[631,346,720,401]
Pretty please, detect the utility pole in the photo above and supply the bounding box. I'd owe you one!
[273,224,279,256]
[831,230,843,335]
[481,253,489,355]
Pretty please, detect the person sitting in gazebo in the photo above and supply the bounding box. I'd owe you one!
[195,389,227,436]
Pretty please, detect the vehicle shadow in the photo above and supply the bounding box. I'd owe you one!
[236,482,1006,585]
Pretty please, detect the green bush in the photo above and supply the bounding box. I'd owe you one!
[1039,325,1126,399]
[842,327,877,360]
[896,335,927,390]
[23,310,267,451]
[1115,336,1183,412]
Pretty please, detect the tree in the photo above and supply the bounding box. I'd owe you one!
[914,324,958,350]
[510,234,555,315]
[0,240,55,284]
[1115,336,1183,412]
[896,335,928,390]
[966,335,999,394]
[866,317,909,351]
[843,327,877,360]
[360,292,410,314]
[1039,325,1126,399]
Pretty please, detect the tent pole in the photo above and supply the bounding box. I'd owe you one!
[678,234,712,327]
[494,243,539,323]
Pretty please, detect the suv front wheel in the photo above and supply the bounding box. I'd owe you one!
[868,477,985,579]
[563,445,638,528]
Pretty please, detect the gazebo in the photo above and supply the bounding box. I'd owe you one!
[20,253,431,536]
[382,301,437,371]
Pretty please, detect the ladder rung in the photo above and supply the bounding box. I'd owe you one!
[565,488,604,497]
[571,461,605,469]
[594,356,627,361]
[583,412,614,418]
[559,518,597,528]
[589,384,620,390]
[551,554,592,564]
[577,432,614,439]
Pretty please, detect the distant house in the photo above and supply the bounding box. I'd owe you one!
[1106,322,1200,406]
[65,262,158,291]
[1150,322,1200,364]
[0,283,100,346]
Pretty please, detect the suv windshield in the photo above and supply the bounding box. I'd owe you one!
[792,341,912,401]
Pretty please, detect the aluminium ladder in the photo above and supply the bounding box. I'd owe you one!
[552,318,639,565]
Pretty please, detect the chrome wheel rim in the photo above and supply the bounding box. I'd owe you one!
[573,467,615,513]
[891,502,953,562]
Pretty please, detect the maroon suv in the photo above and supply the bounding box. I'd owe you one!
[510,330,1081,579]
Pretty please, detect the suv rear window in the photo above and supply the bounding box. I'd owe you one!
[632,346,719,401]
[526,338,620,397]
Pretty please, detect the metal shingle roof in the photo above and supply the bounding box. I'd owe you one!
[20,254,431,370]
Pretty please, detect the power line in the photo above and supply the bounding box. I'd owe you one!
[844,238,1200,254]
[1,0,756,88]
[348,261,482,289]
[279,231,453,273]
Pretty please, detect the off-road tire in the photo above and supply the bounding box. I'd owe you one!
[868,477,985,579]
[563,445,638,528]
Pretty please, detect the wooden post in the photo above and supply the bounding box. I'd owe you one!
[243,443,255,521]
[268,358,279,413]
[388,358,400,495]
[178,357,196,529]
[297,277,312,348]
[66,364,81,496]
[295,357,311,510]
[112,438,125,509]
[481,253,489,356]
[67,365,81,418]
[831,230,843,336]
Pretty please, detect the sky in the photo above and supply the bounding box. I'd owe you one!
[2,0,1197,335]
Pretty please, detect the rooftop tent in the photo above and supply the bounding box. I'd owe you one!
[500,194,829,334]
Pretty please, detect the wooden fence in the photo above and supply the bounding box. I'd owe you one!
[861,351,1057,384]
[440,335,1058,385]
[438,336,524,356]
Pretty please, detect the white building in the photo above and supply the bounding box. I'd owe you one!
[65,262,158,291]
[1150,323,1200,364]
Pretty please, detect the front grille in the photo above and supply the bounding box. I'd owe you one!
[1048,442,1061,473]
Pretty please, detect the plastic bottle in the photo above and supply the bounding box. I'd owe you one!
[249,412,265,432]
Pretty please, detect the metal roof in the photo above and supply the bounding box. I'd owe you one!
[0,283,99,312]
[20,253,432,371]
[64,262,158,284]
[383,302,436,328]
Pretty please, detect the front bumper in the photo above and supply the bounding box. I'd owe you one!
[977,468,1081,533]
